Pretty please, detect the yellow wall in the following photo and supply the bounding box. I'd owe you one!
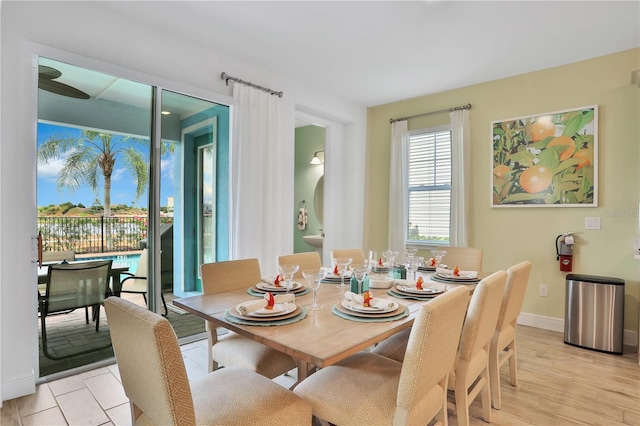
[366,49,640,331]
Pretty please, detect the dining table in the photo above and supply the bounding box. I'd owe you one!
[38,261,131,296]
[173,269,483,385]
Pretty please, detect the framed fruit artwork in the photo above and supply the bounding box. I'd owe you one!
[491,105,597,207]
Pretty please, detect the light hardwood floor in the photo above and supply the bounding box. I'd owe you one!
[2,325,638,425]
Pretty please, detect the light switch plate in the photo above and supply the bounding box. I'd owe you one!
[585,216,601,230]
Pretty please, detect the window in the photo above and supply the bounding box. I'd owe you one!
[407,126,451,244]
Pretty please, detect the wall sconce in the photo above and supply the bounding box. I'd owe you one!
[310,150,324,165]
[632,69,640,87]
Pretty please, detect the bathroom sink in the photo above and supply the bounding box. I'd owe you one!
[303,235,324,248]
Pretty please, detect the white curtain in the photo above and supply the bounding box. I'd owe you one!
[449,108,471,246]
[231,84,283,271]
[388,120,409,254]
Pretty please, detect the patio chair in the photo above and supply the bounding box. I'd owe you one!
[104,296,311,425]
[41,250,76,263]
[39,260,113,360]
[120,249,168,316]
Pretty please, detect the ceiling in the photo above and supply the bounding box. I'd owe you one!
[95,1,639,107]
[40,1,639,115]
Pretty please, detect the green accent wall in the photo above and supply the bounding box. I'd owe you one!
[294,125,325,253]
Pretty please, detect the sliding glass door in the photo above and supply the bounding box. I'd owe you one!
[36,57,229,378]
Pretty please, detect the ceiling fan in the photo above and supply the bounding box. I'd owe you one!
[38,65,90,99]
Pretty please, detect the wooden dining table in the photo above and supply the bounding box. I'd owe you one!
[173,271,479,384]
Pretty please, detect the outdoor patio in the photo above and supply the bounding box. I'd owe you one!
[38,292,206,379]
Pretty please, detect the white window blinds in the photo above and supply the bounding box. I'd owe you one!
[407,129,451,243]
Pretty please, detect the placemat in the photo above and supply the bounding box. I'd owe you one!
[247,287,310,297]
[225,307,308,326]
[331,304,409,322]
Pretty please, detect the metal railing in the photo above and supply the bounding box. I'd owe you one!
[37,216,168,254]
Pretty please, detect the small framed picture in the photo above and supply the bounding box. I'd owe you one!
[491,105,597,207]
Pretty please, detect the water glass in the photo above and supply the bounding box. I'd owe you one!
[350,263,372,294]
[278,264,299,293]
[409,256,424,283]
[334,257,352,288]
[302,269,326,310]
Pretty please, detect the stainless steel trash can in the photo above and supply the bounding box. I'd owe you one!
[564,274,624,354]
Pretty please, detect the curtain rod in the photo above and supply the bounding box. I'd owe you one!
[220,72,283,98]
[389,103,472,124]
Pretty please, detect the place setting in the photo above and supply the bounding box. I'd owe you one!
[388,277,448,300]
[248,264,310,297]
[331,290,408,322]
[417,249,447,272]
[430,265,481,284]
[226,292,307,326]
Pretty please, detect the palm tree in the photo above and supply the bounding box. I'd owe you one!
[37,130,149,217]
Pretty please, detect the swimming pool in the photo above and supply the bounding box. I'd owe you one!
[81,253,141,272]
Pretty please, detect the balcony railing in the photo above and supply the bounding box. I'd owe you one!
[37,216,170,254]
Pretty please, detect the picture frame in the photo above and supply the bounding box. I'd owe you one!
[491,105,598,207]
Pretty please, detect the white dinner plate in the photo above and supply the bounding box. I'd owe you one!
[341,299,398,314]
[433,272,478,282]
[395,283,445,295]
[256,281,302,291]
[247,302,297,317]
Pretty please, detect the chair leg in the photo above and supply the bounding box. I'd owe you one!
[161,292,168,316]
[41,309,111,361]
[489,341,502,409]
[454,380,470,426]
[94,305,100,331]
[509,338,518,387]
[85,307,89,324]
[480,368,492,423]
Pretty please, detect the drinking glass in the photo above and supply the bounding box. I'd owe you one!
[350,263,372,294]
[408,256,424,283]
[405,248,418,264]
[431,249,447,267]
[382,249,399,278]
[302,269,326,310]
[334,257,352,288]
[278,264,299,293]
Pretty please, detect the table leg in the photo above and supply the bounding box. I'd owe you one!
[290,360,317,390]
[111,272,122,297]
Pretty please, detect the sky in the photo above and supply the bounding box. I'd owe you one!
[37,122,174,208]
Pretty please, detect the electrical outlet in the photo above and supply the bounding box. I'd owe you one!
[539,284,548,297]
[585,216,601,230]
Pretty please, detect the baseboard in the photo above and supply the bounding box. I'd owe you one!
[1,370,36,402]
[518,312,639,348]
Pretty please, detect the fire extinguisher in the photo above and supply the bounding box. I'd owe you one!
[556,232,574,272]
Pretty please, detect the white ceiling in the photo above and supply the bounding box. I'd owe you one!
[95,0,640,107]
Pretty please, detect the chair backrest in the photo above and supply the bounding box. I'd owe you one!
[43,260,112,314]
[330,248,366,265]
[104,297,196,425]
[395,286,470,424]
[42,250,76,263]
[200,258,262,294]
[440,246,483,271]
[496,261,532,332]
[458,270,507,362]
[277,252,322,279]
[135,248,148,278]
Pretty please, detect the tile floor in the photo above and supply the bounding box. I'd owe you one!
[2,338,297,425]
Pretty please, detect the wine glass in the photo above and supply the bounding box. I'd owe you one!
[382,250,399,278]
[334,257,352,288]
[405,248,418,264]
[408,256,424,283]
[278,264,299,293]
[431,249,447,268]
[350,263,372,294]
[302,269,326,310]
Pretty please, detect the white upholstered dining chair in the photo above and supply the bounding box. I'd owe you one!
[200,258,296,378]
[294,286,470,426]
[104,296,311,425]
[330,248,366,265]
[277,251,322,279]
[489,260,532,409]
[440,246,483,271]
[448,270,507,426]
